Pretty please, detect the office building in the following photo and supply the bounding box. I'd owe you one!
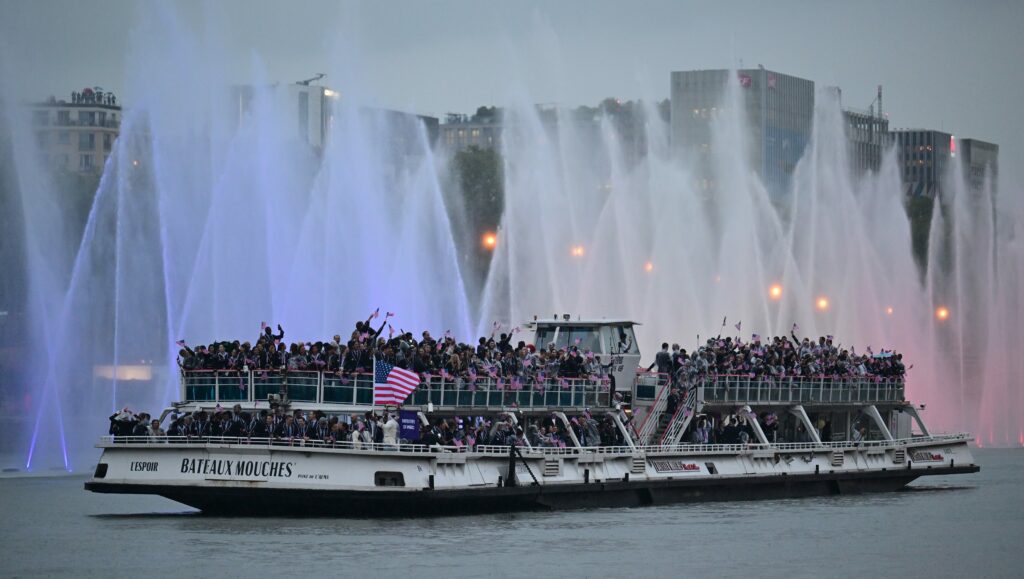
[670,68,815,196]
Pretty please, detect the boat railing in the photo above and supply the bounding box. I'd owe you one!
[98,432,970,454]
[181,370,612,408]
[695,374,905,405]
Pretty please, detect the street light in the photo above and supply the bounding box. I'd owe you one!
[769,284,783,300]
[482,232,497,250]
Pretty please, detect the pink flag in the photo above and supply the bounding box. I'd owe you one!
[261,322,267,331]
[734,321,742,332]
[792,323,799,333]
[385,311,394,318]
[175,340,187,347]
[388,324,394,338]
[372,308,380,319]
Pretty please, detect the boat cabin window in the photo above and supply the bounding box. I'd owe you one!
[374,471,405,487]
[602,325,638,355]
[535,325,601,352]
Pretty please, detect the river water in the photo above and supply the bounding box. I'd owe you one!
[0,448,1020,578]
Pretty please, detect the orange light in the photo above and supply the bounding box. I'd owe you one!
[644,261,654,273]
[885,306,894,316]
[769,284,783,300]
[131,159,139,167]
[936,306,950,321]
[816,297,830,311]
[482,232,497,250]
[570,245,585,258]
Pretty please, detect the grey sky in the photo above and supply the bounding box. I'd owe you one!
[2,0,1022,181]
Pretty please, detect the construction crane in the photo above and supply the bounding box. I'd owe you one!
[297,73,325,86]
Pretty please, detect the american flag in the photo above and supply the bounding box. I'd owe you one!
[373,358,420,405]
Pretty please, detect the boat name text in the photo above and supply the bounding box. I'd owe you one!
[179,458,294,478]
[650,459,701,473]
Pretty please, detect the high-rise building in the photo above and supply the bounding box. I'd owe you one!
[958,138,998,193]
[893,131,998,198]
[231,83,337,150]
[30,88,121,174]
[843,107,891,174]
[670,68,815,196]
[230,82,438,153]
[893,129,954,198]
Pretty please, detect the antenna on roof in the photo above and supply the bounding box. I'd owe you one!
[297,73,326,86]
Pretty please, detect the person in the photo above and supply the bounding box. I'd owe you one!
[253,415,274,438]
[666,388,680,417]
[148,419,166,441]
[852,425,866,445]
[648,343,672,374]
[382,412,399,446]
[108,408,137,437]
[274,415,300,441]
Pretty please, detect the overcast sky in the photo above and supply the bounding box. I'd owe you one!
[2,0,1022,181]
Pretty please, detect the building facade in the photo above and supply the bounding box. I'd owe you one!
[958,138,998,193]
[670,68,815,196]
[231,83,336,150]
[440,114,503,153]
[893,129,953,198]
[843,108,891,174]
[31,88,121,174]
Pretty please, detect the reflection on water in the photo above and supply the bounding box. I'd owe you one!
[0,449,1019,577]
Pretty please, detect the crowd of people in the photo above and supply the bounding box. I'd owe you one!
[108,405,628,449]
[648,325,907,385]
[177,315,616,390]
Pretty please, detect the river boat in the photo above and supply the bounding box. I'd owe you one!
[85,318,979,516]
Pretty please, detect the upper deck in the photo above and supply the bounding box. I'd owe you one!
[179,370,906,410]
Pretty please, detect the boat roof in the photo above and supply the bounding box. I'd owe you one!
[525,318,641,327]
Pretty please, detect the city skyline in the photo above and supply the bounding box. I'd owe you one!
[1,0,1021,185]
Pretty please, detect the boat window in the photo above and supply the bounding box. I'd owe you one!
[603,325,638,355]
[535,326,601,351]
[553,326,600,352]
[534,326,557,349]
[374,471,405,487]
